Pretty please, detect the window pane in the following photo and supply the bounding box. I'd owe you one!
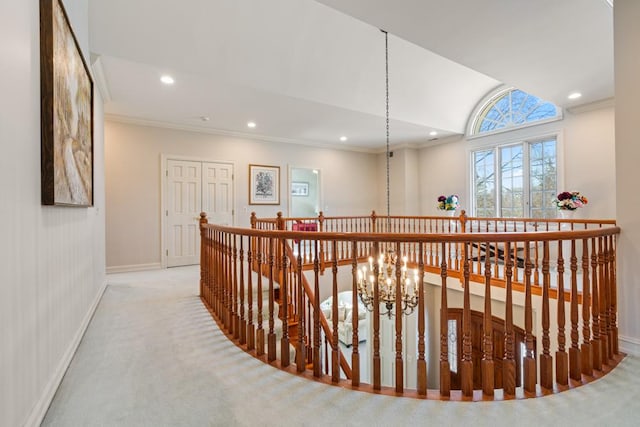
[500,145,524,217]
[474,150,495,217]
[474,89,559,136]
[448,319,458,374]
[529,139,557,218]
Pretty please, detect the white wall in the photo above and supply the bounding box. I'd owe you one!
[105,120,380,270]
[614,0,640,354]
[0,1,106,426]
[417,107,616,219]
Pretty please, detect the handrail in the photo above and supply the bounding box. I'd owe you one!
[283,242,352,379]
[201,212,622,400]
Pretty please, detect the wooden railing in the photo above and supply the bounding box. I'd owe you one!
[200,212,622,400]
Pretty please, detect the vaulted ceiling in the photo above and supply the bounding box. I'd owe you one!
[89,0,613,151]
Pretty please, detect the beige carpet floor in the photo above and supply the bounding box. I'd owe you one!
[43,266,640,426]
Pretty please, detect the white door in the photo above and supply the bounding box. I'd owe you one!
[167,160,202,267]
[202,162,234,226]
[166,159,235,267]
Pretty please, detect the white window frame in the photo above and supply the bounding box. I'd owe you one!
[467,128,565,218]
[466,86,563,140]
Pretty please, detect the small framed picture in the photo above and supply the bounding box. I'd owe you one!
[249,164,280,205]
[291,181,309,197]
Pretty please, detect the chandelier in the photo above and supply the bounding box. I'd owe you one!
[356,30,420,318]
[357,251,419,317]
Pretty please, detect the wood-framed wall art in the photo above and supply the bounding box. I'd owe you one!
[291,181,309,197]
[40,0,94,206]
[249,164,280,205]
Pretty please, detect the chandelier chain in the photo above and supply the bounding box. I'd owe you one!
[383,29,391,230]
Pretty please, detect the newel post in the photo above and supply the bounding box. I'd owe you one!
[459,210,467,234]
[276,211,285,231]
[250,212,257,229]
[371,210,377,233]
[199,212,208,298]
[318,211,326,273]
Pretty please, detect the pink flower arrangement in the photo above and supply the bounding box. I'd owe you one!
[553,191,588,210]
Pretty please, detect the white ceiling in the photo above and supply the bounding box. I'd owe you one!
[89,0,613,151]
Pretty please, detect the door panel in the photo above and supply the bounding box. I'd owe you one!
[202,162,234,226]
[167,160,202,267]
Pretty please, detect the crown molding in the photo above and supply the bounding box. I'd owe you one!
[104,114,380,154]
[90,55,112,103]
[566,97,615,114]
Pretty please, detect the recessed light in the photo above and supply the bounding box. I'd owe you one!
[568,92,582,100]
[339,136,348,142]
[200,116,210,122]
[160,75,174,85]
[247,121,256,128]
[429,131,438,136]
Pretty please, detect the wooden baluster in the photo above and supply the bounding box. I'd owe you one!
[523,243,537,394]
[218,231,224,321]
[461,241,473,397]
[540,241,553,390]
[331,243,339,383]
[239,237,246,345]
[256,237,265,357]
[556,240,568,386]
[280,239,290,367]
[609,235,619,355]
[503,241,516,396]
[373,242,382,391]
[232,235,240,339]
[394,242,404,393]
[267,238,277,362]
[247,237,255,351]
[418,242,430,396]
[482,241,494,396]
[297,240,306,372]
[600,237,611,362]
[351,241,360,386]
[569,239,581,381]
[581,239,592,376]
[591,238,602,371]
[199,213,208,297]
[313,240,322,377]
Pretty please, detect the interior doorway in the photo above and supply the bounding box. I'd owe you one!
[288,166,321,218]
[163,157,234,267]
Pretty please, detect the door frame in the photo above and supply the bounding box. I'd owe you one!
[160,154,236,268]
[287,164,323,217]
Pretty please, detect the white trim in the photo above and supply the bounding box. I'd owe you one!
[105,113,379,154]
[466,86,563,139]
[24,281,108,427]
[106,262,163,274]
[619,335,640,356]
[566,97,615,114]
[90,56,112,103]
[287,165,323,218]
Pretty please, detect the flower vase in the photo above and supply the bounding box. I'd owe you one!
[558,209,575,272]
[445,210,456,218]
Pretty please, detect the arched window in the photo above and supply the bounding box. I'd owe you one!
[470,88,560,136]
[468,88,561,218]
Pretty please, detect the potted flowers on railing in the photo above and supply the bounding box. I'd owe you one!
[553,191,588,219]
[437,194,459,217]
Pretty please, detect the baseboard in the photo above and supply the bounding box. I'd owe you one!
[23,281,108,427]
[619,335,640,356]
[106,262,162,274]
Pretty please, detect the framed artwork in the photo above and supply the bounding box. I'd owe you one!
[291,181,309,197]
[40,0,94,206]
[249,164,280,205]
